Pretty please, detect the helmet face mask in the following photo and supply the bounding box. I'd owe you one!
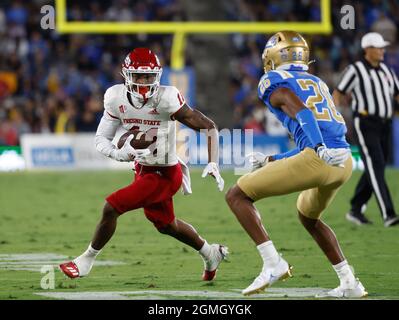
[121,48,163,101]
[122,69,162,100]
[262,31,310,73]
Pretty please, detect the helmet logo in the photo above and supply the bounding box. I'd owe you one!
[266,35,278,48]
[292,37,300,42]
[124,55,131,67]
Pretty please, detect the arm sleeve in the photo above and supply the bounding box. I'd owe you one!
[272,147,300,160]
[336,65,357,94]
[295,108,325,148]
[95,87,122,159]
[94,111,121,159]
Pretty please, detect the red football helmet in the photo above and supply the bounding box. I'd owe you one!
[121,48,163,100]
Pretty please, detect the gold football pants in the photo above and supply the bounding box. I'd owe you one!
[237,148,352,219]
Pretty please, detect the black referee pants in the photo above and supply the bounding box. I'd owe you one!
[351,115,397,221]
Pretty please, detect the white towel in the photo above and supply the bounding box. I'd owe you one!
[177,156,192,195]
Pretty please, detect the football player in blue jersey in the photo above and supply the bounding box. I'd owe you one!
[226,31,367,298]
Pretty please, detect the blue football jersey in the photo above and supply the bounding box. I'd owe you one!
[257,69,349,150]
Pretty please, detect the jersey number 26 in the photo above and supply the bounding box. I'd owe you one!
[297,79,345,124]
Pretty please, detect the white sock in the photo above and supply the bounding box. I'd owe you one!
[73,243,101,276]
[257,241,279,267]
[333,260,356,287]
[199,241,212,259]
[83,243,101,258]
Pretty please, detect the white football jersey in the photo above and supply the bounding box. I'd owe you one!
[96,84,186,166]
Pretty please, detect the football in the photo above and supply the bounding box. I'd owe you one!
[117,129,157,149]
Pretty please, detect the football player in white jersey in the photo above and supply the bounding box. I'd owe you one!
[60,48,228,281]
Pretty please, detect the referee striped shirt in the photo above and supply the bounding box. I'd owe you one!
[336,58,399,118]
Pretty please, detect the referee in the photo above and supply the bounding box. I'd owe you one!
[333,32,399,227]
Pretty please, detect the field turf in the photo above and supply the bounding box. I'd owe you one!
[0,169,398,300]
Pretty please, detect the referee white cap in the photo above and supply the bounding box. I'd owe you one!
[361,32,390,49]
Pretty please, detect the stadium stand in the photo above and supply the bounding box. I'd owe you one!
[0,0,398,146]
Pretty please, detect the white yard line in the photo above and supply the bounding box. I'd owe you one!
[35,288,329,300]
[0,253,125,272]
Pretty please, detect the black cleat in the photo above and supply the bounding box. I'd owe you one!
[346,211,372,225]
[384,216,399,227]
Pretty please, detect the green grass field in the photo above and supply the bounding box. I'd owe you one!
[0,169,398,300]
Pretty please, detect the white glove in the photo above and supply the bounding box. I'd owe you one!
[246,152,269,170]
[177,156,192,195]
[112,135,150,162]
[201,162,224,191]
[316,144,350,166]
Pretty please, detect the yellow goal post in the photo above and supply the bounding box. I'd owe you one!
[55,0,332,70]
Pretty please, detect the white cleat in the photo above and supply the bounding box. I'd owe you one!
[316,279,368,298]
[202,244,229,281]
[242,257,293,296]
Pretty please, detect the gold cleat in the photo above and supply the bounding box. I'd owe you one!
[242,261,293,296]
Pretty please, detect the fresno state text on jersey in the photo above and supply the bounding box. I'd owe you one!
[104,84,185,166]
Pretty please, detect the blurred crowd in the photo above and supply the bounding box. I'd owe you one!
[66,0,186,22]
[229,0,399,137]
[1,0,399,146]
[0,0,179,145]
